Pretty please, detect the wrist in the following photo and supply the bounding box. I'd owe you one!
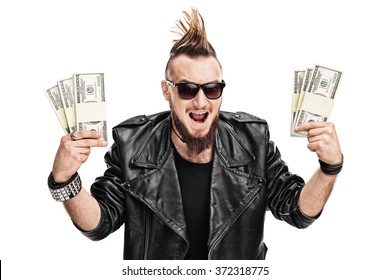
[318,154,344,175]
[51,171,74,184]
[48,172,82,202]
[48,172,78,188]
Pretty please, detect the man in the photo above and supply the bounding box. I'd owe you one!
[48,8,343,260]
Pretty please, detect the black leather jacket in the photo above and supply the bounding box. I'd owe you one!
[80,111,316,259]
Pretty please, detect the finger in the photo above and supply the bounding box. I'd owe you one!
[66,146,90,160]
[307,142,317,152]
[75,147,91,156]
[71,153,90,163]
[307,141,327,154]
[73,138,108,148]
[295,121,326,132]
[308,128,334,143]
[307,134,323,143]
[69,130,102,141]
[307,127,326,138]
[307,135,341,163]
[314,126,337,143]
[70,131,77,141]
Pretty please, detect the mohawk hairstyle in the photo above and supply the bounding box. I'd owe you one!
[165,8,219,79]
[170,8,216,57]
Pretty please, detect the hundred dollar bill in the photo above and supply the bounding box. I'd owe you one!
[293,65,342,136]
[291,68,313,136]
[58,77,77,133]
[74,73,107,141]
[295,69,313,115]
[291,70,305,136]
[45,85,70,134]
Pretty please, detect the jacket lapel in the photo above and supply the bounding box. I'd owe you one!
[126,117,188,240]
[127,152,188,241]
[209,121,262,244]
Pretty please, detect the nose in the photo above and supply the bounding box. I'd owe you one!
[192,88,208,108]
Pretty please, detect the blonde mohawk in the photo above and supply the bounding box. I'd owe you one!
[165,8,218,79]
[169,7,216,57]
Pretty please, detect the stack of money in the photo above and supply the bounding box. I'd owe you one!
[291,65,342,137]
[45,73,107,141]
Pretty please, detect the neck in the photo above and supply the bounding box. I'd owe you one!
[171,130,213,163]
[172,124,186,143]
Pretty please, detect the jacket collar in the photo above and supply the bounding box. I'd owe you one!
[131,113,255,168]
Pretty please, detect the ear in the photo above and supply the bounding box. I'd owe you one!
[161,80,170,101]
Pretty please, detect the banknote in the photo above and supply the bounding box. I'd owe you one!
[58,77,77,133]
[45,85,70,134]
[45,73,107,140]
[291,68,313,136]
[292,65,342,137]
[295,68,313,112]
[74,73,107,141]
[291,70,305,136]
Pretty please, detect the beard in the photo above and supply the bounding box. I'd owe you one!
[171,107,219,156]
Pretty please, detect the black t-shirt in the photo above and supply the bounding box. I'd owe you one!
[174,148,212,260]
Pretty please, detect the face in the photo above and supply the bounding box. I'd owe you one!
[161,54,223,146]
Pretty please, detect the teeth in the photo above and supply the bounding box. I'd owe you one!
[190,111,208,123]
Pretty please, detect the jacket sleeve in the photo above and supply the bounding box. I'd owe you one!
[266,139,318,229]
[78,133,127,241]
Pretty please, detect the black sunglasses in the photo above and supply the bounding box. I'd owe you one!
[166,80,226,100]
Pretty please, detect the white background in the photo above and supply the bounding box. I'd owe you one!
[1,0,389,279]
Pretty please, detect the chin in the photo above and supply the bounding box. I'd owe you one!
[172,108,219,148]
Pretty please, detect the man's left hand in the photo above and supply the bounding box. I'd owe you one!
[295,122,342,165]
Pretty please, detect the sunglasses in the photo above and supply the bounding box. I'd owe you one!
[166,80,226,100]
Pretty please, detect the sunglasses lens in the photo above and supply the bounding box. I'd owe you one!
[174,82,225,100]
[203,83,224,99]
[177,83,199,100]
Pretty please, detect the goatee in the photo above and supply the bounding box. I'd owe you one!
[171,109,219,156]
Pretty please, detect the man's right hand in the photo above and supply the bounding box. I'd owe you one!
[52,130,108,183]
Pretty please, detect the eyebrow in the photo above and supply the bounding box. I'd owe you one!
[175,79,221,84]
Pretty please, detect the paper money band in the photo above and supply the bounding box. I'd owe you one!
[299,93,335,118]
[75,102,107,122]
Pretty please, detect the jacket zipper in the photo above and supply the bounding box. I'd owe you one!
[123,181,152,260]
[143,210,152,259]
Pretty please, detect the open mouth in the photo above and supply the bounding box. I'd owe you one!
[189,111,209,123]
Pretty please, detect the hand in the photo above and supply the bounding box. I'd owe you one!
[295,122,342,165]
[52,130,108,183]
